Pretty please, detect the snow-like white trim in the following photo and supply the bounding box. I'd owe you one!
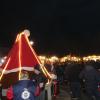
[0,67,35,74]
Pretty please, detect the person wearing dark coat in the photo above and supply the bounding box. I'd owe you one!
[79,63,100,100]
[65,62,83,100]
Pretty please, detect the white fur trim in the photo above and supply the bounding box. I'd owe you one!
[0,67,35,74]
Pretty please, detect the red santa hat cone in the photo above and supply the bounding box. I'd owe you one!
[0,30,41,75]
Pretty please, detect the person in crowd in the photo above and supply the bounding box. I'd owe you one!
[7,71,40,100]
[65,62,83,100]
[79,61,100,100]
[54,63,64,85]
[44,60,59,98]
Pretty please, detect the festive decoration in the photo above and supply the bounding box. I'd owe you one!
[39,55,100,64]
[0,30,52,81]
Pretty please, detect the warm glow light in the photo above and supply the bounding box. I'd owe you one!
[83,55,100,62]
[0,58,11,80]
[1,59,5,63]
[37,55,100,63]
[43,66,52,78]
[39,56,46,60]
[30,41,34,45]
[40,64,48,77]
[39,56,46,64]
[49,56,59,63]
[18,33,22,80]
[15,34,20,42]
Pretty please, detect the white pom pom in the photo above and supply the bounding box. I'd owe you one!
[24,29,30,37]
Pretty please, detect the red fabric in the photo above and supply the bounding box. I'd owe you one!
[1,34,40,71]
[21,35,40,67]
[7,86,13,100]
[53,80,59,96]
[34,86,41,96]
[2,41,19,70]
[53,80,57,96]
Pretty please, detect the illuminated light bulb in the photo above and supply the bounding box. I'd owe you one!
[30,41,34,45]
[1,59,5,63]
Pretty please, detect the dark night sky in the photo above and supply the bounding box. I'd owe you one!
[0,0,100,56]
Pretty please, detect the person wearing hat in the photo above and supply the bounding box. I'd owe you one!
[7,71,40,100]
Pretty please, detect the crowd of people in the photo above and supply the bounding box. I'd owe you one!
[0,60,100,100]
[54,61,100,100]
